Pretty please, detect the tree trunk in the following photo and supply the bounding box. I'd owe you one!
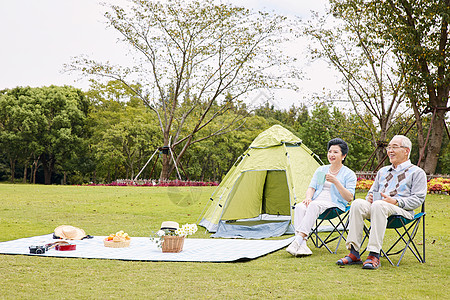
[159,153,171,181]
[32,160,39,184]
[23,162,28,183]
[9,157,15,183]
[159,133,173,181]
[42,164,52,185]
[375,148,385,168]
[30,164,34,184]
[375,129,389,169]
[423,108,447,174]
[41,154,55,185]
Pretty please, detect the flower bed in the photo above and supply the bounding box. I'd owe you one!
[356,178,374,191]
[84,179,219,187]
[427,177,450,194]
[356,177,450,194]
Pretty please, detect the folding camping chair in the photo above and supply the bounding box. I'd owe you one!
[309,205,350,254]
[361,201,426,266]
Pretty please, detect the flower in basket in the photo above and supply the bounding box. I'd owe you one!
[176,223,198,237]
[150,223,198,249]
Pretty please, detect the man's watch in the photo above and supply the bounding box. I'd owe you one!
[395,199,399,206]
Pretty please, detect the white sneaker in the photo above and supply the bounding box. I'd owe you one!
[286,240,301,256]
[296,243,312,257]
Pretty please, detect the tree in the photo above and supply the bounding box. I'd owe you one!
[182,115,269,181]
[37,86,90,184]
[67,0,300,180]
[305,0,408,166]
[0,87,40,182]
[86,81,161,182]
[371,0,449,174]
[296,103,374,171]
[254,102,304,128]
[0,86,89,184]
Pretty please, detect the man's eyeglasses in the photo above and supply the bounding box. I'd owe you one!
[385,146,407,151]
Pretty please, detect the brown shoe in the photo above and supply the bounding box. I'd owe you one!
[336,253,362,265]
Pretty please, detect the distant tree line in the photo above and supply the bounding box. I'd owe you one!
[51,0,447,183]
[1,82,448,184]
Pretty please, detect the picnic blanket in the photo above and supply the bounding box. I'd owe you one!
[0,234,294,262]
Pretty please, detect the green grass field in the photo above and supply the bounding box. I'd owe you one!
[0,184,448,299]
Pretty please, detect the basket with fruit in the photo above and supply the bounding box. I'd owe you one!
[104,230,131,248]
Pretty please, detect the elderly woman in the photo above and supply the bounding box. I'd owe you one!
[286,138,357,257]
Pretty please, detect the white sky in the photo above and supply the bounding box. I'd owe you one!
[0,0,340,109]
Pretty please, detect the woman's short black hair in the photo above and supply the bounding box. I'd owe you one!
[327,138,349,162]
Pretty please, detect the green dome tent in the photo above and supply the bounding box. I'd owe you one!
[198,125,322,238]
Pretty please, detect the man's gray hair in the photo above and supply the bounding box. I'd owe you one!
[392,135,412,157]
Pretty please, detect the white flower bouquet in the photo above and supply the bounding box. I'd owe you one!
[150,223,198,252]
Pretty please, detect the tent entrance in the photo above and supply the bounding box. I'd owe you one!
[221,170,291,220]
[212,170,294,238]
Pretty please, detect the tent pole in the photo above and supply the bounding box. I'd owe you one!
[168,147,183,181]
[134,148,160,181]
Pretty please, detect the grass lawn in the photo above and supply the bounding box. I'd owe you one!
[0,184,448,299]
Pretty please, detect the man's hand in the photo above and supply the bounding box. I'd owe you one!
[381,192,398,205]
[368,193,374,204]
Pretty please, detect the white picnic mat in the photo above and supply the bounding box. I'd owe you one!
[0,234,294,262]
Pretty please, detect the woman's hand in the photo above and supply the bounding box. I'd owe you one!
[302,198,312,207]
[325,173,339,185]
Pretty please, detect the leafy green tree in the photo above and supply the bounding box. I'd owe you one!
[0,86,89,184]
[326,0,449,173]
[437,140,450,174]
[67,0,300,180]
[297,104,373,171]
[0,87,39,182]
[182,115,269,181]
[254,103,305,129]
[87,81,162,182]
[36,86,89,184]
[0,152,9,181]
[297,105,333,161]
[373,0,449,174]
[305,0,407,165]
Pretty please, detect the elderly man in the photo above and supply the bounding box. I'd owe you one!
[336,135,427,269]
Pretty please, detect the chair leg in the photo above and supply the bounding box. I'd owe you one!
[310,218,333,253]
[333,216,349,254]
[309,208,349,254]
[384,218,424,266]
[310,218,343,254]
[361,213,426,266]
[381,248,394,266]
[403,220,424,264]
[423,214,426,263]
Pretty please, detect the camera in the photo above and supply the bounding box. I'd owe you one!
[29,245,47,254]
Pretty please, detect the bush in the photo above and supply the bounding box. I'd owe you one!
[427,178,450,194]
[356,178,374,191]
[357,177,450,194]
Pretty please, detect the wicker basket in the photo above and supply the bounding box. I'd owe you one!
[104,239,131,248]
[162,235,185,253]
